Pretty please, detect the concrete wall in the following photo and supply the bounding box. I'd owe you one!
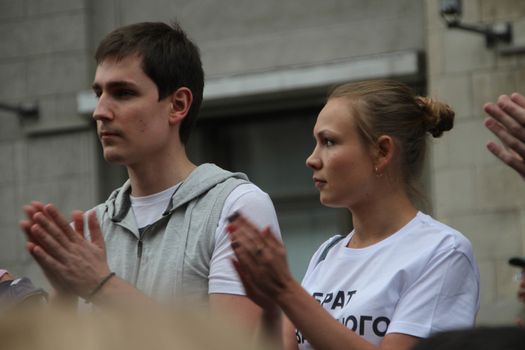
[426,0,525,325]
[90,0,424,78]
[0,0,98,287]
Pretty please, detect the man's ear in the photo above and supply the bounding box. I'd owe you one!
[168,87,193,124]
[374,135,395,173]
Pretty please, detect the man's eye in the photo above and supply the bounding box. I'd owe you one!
[115,89,136,98]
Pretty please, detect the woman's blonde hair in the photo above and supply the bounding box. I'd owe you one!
[329,79,454,198]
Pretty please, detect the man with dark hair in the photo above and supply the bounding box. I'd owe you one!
[20,22,280,329]
[94,21,204,145]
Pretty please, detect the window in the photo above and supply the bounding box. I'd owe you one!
[188,106,352,279]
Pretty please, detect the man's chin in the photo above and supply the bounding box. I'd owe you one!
[103,151,127,165]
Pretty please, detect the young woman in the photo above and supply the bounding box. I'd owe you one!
[227,80,480,350]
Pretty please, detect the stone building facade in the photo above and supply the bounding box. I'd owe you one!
[0,0,524,325]
[426,0,525,324]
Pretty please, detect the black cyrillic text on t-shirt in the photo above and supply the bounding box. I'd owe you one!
[297,290,390,345]
[296,315,390,344]
[312,290,357,309]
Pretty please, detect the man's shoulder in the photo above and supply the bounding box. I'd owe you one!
[187,163,249,186]
[224,182,269,202]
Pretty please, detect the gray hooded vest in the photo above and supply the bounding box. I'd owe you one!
[94,163,249,303]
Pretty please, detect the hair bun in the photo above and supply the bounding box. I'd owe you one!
[416,96,455,138]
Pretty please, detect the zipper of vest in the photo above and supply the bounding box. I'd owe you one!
[137,239,143,259]
[132,215,166,285]
[134,229,147,285]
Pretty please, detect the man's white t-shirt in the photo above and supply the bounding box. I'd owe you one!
[297,212,479,348]
[129,182,281,296]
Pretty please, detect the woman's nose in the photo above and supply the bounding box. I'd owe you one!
[306,147,321,170]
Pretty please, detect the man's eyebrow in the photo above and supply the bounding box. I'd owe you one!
[91,81,138,90]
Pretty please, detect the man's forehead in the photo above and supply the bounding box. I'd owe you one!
[96,54,142,72]
[98,52,143,65]
[93,55,144,84]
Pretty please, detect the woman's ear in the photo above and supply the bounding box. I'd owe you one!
[374,135,395,173]
[168,87,193,124]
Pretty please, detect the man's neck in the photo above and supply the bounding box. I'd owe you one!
[126,152,196,197]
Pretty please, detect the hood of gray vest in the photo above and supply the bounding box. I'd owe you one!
[106,163,249,222]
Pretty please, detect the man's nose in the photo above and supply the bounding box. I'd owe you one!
[92,95,113,121]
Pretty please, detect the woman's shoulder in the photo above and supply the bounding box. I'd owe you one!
[411,212,474,255]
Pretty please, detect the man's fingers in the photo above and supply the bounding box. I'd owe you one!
[485,117,525,160]
[26,241,37,252]
[511,92,525,109]
[24,201,46,220]
[72,210,85,238]
[30,201,46,208]
[87,210,105,249]
[21,202,47,242]
[484,102,507,122]
[486,142,525,178]
[23,205,37,220]
[20,220,34,240]
[44,204,79,242]
[32,212,71,249]
[28,244,66,285]
[497,95,525,132]
[29,223,70,263]
[485,99,525,147]
[29,201,46,213]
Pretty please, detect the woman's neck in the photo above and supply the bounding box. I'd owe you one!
[348,188,418,248]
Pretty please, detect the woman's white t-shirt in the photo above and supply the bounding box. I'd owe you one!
[298,212,480,348]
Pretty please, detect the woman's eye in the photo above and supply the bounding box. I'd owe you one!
[324,139,335,147]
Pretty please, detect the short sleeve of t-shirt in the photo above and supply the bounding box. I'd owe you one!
[208,183,281,295]
[388,245,479,337]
